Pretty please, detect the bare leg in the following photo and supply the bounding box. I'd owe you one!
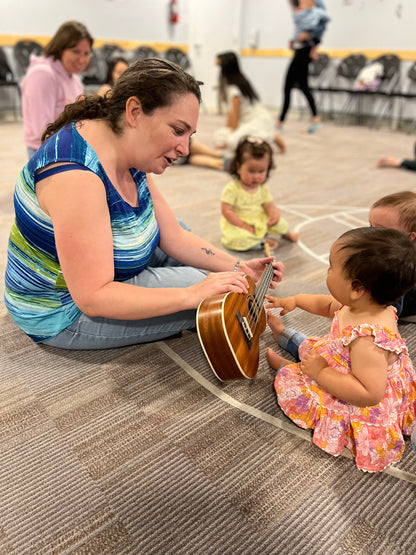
[376,156,401,168]
[188,154,224,170]
[267,312,285,342]
[282,230,299,242]
[267,348,292,370]
[190,139,223,158]
[274,131,286,154]
[264,237,279,250]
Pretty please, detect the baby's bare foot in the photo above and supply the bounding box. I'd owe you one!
[264,237,279,249]
[283,230,299,243]
[376,156,401,168]
[267,348,291,370]
[267,312,285,341]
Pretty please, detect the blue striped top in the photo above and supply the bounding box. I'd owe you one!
[4,122,160,342]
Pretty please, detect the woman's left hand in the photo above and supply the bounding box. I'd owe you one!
[239,257,284,289]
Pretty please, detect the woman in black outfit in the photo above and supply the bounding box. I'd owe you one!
[277,0,324,132]
[278,44,320,132]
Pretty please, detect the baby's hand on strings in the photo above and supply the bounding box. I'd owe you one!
[265,295,296,315]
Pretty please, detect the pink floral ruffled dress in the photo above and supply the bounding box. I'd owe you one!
[274,311,416,472]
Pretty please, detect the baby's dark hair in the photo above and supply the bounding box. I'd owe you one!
[228,136,275,179]
[338,227,416,306]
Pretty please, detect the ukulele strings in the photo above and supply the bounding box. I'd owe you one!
[245,262,274,329]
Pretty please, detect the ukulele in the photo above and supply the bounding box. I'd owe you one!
[196,260,274,381]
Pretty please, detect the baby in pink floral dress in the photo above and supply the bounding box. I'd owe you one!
[266,227,416,472]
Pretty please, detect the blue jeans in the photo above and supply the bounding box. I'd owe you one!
[277,327,307,362]
[394,286,416,318]
[43,245,207,350]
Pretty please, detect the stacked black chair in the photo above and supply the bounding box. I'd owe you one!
[81,49,107,91]
[0,46,20,119]
[164,47,190,71]
[396,61,416,132]
[13,39,43,80]
[345,53,401,127]
[318,53,367,120]
[132,46,159,62]
[100,43,125,64]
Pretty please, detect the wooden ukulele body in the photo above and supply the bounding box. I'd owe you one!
[196,275,267,381]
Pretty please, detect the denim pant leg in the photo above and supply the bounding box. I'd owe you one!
[278,327,307,361]
[43,265,207,350]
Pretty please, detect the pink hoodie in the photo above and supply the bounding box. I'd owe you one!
[21,55,84,150]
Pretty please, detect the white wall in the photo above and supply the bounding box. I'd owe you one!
[1,0,416,115]
[240,0,416,116]
[0,0,188,43]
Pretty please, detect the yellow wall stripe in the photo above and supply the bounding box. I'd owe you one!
[241,47,416,61]
[1,35,413,61]
[0,34,188,53]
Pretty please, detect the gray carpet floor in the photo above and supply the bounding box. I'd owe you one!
[0,112,415,554]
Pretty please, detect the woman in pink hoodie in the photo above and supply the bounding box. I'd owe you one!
[21,21,93,157]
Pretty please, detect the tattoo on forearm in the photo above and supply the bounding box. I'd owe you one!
[201,248,215,256]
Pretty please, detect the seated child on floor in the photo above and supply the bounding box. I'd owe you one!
[265,227,416,472]
[369,191,416,321]
[220,136,298,252]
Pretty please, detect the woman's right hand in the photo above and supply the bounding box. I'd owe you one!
[265,295,296,315]
[189,271,250,307]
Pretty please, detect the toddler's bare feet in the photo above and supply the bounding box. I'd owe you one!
[267,348,291,370]
[282,230,299,243]
[267,311,285,341]
[376,156,401,168]
[264,237,279,250]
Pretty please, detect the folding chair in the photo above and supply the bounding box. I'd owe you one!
[100,43,125,64]
[343,53,401,127]
[396,61,416,132]
[81,49,107,92]
[318,53,367,120]
[132,46,159,62]
[0,46,20,119]
[164,48,190,71]
[13,39,43,79]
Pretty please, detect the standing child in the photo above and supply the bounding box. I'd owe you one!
[220,136,299,252]
[265,227,416,472]
[369,191,416,320]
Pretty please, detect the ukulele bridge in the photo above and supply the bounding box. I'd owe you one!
[237,310,253,348]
